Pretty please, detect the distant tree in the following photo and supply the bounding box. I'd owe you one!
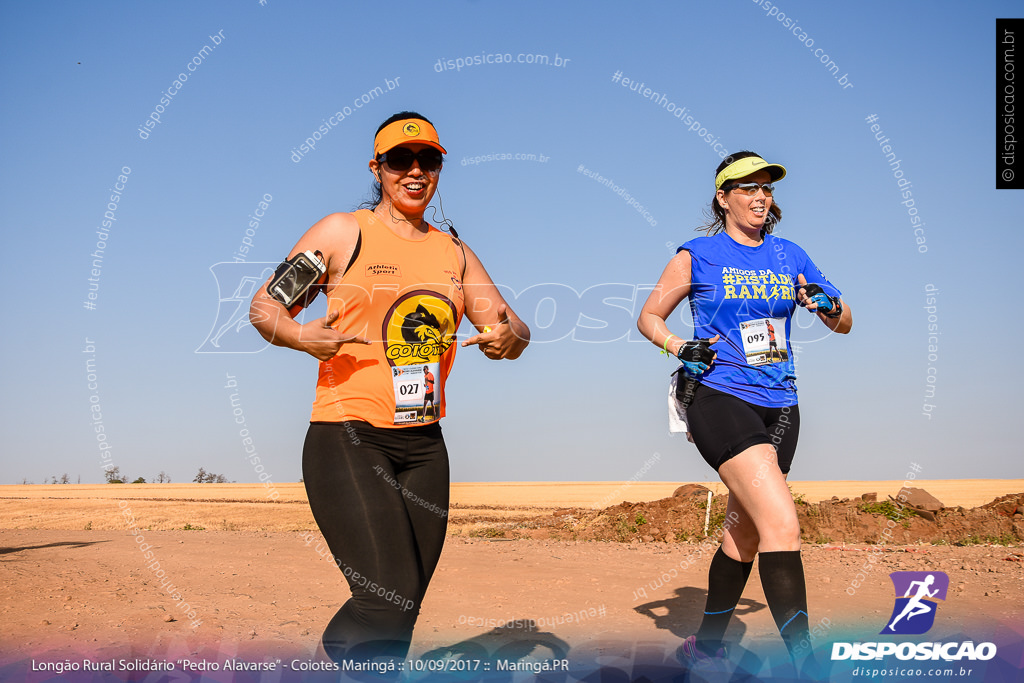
[193,468,229,483]
[132,477,146,484]
[59,473,71,484]
[104,466,125,484]
[155,471,171,483]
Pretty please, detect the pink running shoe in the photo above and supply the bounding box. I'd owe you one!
[676,636,730,680]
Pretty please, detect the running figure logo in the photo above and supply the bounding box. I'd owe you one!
[881,571,949,635]
[196,263,276,353]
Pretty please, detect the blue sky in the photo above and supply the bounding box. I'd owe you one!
[1,1,1020,485]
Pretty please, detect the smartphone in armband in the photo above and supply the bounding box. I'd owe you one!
[268,250,327,313]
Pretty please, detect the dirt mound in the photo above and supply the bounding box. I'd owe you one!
[802,491,1024,545]
[453,490,1024,545]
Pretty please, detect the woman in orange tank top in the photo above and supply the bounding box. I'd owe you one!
[249,112,530,665]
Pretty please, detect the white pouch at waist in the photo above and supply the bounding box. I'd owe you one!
[668,371,688,434]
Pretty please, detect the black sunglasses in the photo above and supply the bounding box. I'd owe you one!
[721,182,775,196]
[378,147,443,172]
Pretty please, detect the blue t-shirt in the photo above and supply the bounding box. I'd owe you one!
[680,232,841,408]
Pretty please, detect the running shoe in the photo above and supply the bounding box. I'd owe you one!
[676,636,730,681]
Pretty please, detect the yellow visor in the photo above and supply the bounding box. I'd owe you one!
[715,156,787,190]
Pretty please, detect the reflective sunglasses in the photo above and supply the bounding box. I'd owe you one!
[721,182,775,196]
[378,147,443,172]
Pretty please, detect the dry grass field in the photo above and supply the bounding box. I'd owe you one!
[0,480,1018,533]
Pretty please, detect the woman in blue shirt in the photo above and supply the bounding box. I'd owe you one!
[637,151,852,674]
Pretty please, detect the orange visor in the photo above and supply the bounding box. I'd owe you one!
[373,119,447,156]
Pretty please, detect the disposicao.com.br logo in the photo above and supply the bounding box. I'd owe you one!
[831,571,997,662]
[883,570,948,635]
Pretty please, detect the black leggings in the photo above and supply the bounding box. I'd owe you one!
[302,420,450,662]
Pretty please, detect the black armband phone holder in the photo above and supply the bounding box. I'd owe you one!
[268,250,327,310]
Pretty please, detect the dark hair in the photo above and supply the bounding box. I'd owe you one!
[698,150,782,236]
[356,111,437,211]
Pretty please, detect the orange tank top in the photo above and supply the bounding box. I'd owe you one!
[310,210,465,427]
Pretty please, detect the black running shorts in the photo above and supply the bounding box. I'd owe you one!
[686,383,800,473]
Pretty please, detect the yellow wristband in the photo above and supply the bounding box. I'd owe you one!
[662,334,678,356]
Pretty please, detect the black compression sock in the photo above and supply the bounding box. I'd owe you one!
[695,546,754,655]
[758,550,811,658]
